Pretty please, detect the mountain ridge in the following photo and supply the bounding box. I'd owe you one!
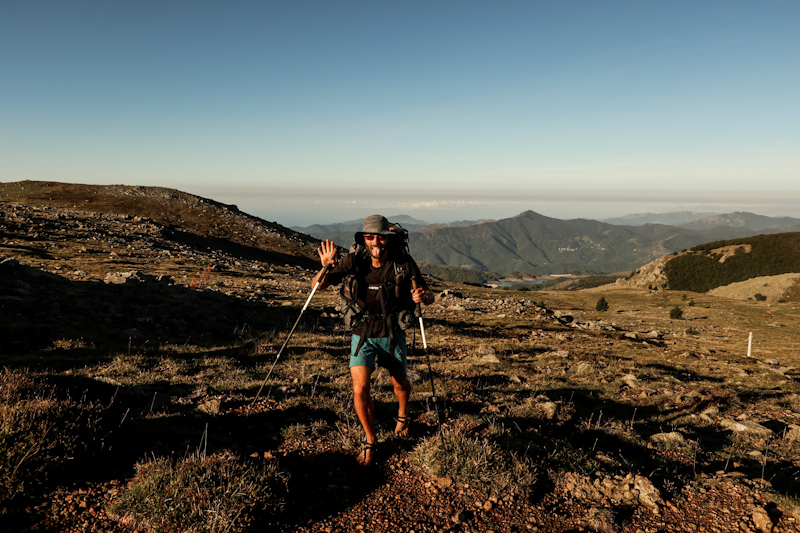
[300,209,800,275]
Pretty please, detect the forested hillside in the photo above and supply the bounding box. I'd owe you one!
[664,232,800,292]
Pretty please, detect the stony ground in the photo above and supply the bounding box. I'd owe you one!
[3,188,800,533]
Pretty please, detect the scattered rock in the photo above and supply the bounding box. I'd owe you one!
[558,472,661,513]
[538,401,560,419]
[104,270,156,284]
[751,506,773,533]
[619,374,639,388]
[633,475,662,512]
[699,405,719,422]
[719,419,773,436]
[197,398,221,415]
[784,424,800,441]
[478,344,496,355]
[649,431,685,446]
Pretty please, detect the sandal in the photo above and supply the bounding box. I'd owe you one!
[358,441,376,466]
[394,416,410,437]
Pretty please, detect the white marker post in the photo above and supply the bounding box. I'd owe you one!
[747,332,753,358]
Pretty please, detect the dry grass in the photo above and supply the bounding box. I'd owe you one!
[410,427,538,496]
[107,451,286,533]
[0,369,104,503]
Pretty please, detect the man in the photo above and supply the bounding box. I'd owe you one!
[312,215,434,466]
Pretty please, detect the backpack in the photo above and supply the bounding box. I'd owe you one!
[337,221,415,330]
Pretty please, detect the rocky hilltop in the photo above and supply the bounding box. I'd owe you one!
[1,181,323,354]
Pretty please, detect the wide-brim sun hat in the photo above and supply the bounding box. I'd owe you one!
[355,215,393,245]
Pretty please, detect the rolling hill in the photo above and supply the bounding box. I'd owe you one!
[619,232,800,295]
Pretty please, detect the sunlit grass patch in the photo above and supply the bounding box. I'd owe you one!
[410,427,538,496]
[108,451,286,533]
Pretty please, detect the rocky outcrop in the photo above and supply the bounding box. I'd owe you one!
[615,255,672,290]
[558,472,663,512]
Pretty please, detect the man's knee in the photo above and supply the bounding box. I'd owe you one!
[351,366,372,397]
[353,380,371,398]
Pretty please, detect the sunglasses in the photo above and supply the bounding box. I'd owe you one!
[364,234,387,242]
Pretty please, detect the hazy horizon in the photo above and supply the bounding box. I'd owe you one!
[189,186,800,227]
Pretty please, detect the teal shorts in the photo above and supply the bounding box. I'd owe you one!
[350,329,407,376]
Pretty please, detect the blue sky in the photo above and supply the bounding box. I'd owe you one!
[2,1,798,226]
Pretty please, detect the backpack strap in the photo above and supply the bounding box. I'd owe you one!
[379,287,395,360]
[352,313,375,359]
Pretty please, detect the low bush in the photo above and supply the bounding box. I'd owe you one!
[754,293,767,301]
[108,451,286,533]
[595,297,609,312]
[669,306,683,319]
[410,428,537,496]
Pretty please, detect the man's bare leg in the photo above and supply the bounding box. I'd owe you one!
[391,373,412,437]
[350,365,376,465]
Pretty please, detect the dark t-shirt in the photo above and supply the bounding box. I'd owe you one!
[326,252,428,338]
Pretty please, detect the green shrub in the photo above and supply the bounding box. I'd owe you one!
[754,293,767,301]
[108,451,286,533]
[688,299,695,306]
[410,428,537,496]
[595,297,609,312]
[669,306,683,320]
[685,327,700,335]
[0,369,103,503]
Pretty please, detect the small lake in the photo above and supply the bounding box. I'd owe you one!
[495,279,551,287]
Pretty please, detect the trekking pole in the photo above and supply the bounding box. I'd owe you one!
[251,264,331,405]
[413,279,442,430]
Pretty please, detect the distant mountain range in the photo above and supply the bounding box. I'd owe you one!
[600,211,717,226]
[294,210,800,275]
[675,212,800,231]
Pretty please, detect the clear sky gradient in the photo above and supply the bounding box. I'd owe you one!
[2,2,798,226]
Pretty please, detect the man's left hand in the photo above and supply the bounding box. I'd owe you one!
[411,287,433,305]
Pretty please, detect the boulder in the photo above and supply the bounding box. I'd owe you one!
[719,419,773,436]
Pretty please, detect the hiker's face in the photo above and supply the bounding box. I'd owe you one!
[364,234,388,261]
